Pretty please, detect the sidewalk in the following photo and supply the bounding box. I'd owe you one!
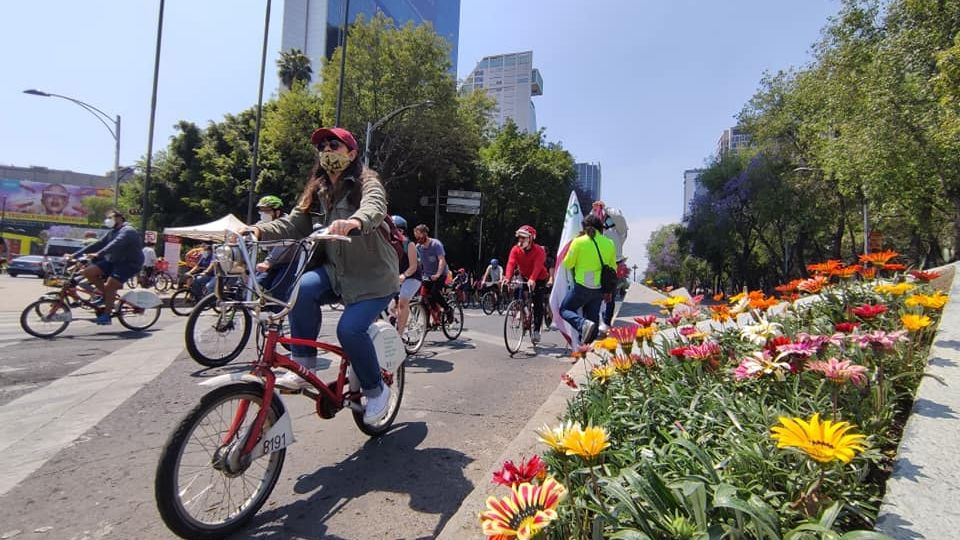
[436,284,662,540]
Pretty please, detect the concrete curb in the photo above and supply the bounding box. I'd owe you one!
[435,285,655,539]
[877,262,960,538]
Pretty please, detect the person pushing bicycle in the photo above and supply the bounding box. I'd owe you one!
[502,225,549,344]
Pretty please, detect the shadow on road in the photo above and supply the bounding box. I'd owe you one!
[237,421,473,540]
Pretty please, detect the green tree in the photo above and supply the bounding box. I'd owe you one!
[277,48,313,90]
[80,195,115,226]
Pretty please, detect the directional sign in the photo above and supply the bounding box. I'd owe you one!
[447,197,481,208]
[447,189,481,199]
[447,205,481,215]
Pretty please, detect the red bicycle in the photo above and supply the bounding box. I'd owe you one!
[154,231,406,539]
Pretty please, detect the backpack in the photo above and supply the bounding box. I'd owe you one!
[378,215,407,273]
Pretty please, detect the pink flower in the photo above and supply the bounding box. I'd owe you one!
[679,325,699,337]
[492,455,547,486]
[560,373,578,389]
[795,332,845,352]
[732,350,791,380]
[633,315,657,327]
[683,341,722,360]
[775,342,818,358]
[666,314,683,327]
[807,357,869,386]
[853,330,909,351]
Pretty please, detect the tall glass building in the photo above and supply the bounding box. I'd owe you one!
[281,0,461,82]
[574,162,601,214]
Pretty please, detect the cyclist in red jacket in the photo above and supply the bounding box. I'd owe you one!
[502,225,550,343]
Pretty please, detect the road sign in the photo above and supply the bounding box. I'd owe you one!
[869,231,883,252]
[144,230,158,244]
[447,197,481,208]
[447,205,481,215]
[447,189,481,200]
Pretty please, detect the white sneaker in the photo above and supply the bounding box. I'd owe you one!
[275,369,315,391]
[363,383,392,425]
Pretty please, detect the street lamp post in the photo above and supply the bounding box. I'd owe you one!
[363,100,434,168]
[24,89,122,206]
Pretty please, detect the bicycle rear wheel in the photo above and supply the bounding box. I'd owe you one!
[20,299,72,338]
[117,299,161,331]
[155,382,285,540]
[185,295,252,367]
[353,364,405,436]
[402,301,428,355]
[441,301,464,340]
[170,289,197,316]
[504,300,525,355]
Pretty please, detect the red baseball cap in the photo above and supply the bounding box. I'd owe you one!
[310,127,358,151]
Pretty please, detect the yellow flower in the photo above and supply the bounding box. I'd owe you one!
[479,477,567,540]
[611,355,634,373]
[905,292,949,310]
[651,296,687,308]
[561,424,610,460]
[770,413,866,464]
[591,365,616,383]
[635,325,658,342]
[594,337,619,352]
[874,282,915,296]
[901,314,932,332]
[536,421,579,453]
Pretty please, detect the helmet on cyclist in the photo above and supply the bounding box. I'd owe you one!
[391,215,408,230]
[256,195,283,209]
[515,225,537,239]
[490,259,499,266]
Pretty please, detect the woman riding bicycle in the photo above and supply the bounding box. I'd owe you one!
[502,225,549,343]
[244,126,398,425]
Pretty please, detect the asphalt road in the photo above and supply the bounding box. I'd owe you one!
[0,277,575,540]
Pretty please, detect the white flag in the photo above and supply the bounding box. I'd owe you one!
[549,192,583,349]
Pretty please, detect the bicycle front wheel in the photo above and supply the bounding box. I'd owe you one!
[185,295,252,367]
[442,301,464,340]
[481,291,496,315]
[402,301,428,355]
[20,299,72,338]
[155,382,285,540]
[353,364,406,436]
[169,289,197,316]
[154,273,173,293]
[504,300,525,355]
[117,299,162,331]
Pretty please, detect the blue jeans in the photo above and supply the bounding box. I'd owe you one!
[289,267,393,393]
[560,284,603,338]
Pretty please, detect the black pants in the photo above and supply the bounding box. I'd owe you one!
[423,279,451,314]
[514,279,548,332]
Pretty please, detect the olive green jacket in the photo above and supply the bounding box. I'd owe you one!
[255,174,399,304]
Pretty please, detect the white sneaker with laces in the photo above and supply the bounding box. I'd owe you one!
[274,369,315,391]
[363,382,392,425]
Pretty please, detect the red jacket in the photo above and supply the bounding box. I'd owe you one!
[505,243,549,281]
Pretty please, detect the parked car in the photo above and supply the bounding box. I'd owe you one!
[6,255,64,278]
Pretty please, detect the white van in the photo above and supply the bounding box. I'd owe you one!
[43,237,87,274]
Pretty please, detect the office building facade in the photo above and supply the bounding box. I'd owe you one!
[460,51,543,133]
[575,162,601,214]
[682,168,705,219]
[281,0,461,83]
[717,126,751,156]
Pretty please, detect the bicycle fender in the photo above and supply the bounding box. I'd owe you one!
[198,375,289,413]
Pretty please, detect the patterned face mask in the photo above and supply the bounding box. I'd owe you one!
[318,151,352,174]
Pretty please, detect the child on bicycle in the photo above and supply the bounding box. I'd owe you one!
[502,225,549,343]
[243,127,398,426]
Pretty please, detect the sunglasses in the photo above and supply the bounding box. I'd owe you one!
[315,138,344,151]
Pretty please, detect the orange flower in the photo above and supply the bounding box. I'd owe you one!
[710,304,732,322]
[858,250,899,267]
[909,270,942,282]
[883,263,906,272]
[859,266,877,280]
[831,265,861,279]
[780,292,800,302]
[807,260,843,275]
[712,292,725,301]
[775,279,803,293]
[797,275,829,294]
[749,295,780,311]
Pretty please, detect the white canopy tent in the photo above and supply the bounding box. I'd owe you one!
[162,214,246,242]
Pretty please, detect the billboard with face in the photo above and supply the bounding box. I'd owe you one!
[0,178,113,225]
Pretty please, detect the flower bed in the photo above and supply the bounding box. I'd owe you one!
[479,254,948,539]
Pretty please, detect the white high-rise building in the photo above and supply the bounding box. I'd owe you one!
[460,51,543,133]
[683,169,705,219]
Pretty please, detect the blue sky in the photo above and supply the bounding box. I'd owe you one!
[0,0,839,271]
